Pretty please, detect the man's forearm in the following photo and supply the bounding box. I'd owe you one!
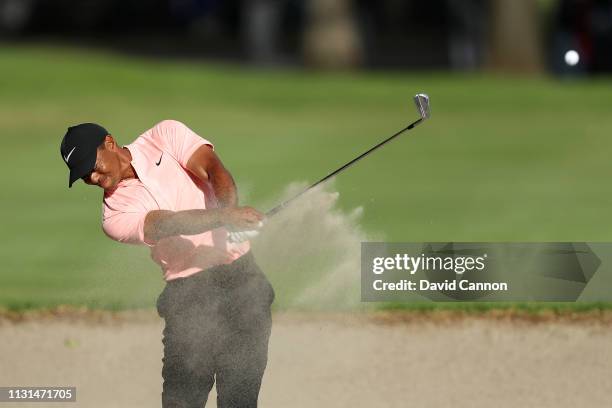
[185,144,239,207]
[210,166,238,207]
[144,208,227,243]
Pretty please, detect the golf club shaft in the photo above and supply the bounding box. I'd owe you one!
[266,117,424,217]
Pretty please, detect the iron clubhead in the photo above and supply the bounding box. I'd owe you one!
[414,93,430,120]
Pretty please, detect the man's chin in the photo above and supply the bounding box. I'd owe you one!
[102,179,118,192]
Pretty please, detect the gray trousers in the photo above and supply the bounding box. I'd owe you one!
[156,252,275,408]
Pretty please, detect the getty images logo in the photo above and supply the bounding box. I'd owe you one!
[372,253,487,275]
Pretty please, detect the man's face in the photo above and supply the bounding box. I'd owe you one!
[82,141,122,191]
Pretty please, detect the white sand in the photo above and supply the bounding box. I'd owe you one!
[1,313,611,408]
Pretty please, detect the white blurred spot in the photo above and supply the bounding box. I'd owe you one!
[564,50,580,66]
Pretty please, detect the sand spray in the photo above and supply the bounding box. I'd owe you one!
[252,181,379,311]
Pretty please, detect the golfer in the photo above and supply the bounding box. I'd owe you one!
[60,120,275,407]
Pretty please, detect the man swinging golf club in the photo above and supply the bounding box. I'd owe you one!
[58,94,429,407]
[60,120,274,408]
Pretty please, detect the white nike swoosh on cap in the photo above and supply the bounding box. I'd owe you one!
[64,146,76,163]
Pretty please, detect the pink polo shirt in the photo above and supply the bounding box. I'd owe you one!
[102,120,250,281]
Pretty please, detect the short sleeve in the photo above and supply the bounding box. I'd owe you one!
[102,211,153,247]
[151,120,213,167]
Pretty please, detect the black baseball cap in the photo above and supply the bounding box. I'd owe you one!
[60,123,109,187]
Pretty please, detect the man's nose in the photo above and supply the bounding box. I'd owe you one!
[90,172,101,184]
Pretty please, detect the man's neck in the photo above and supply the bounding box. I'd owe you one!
[119,146,137,180]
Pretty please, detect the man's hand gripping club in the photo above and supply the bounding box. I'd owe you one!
[224,206,264,243]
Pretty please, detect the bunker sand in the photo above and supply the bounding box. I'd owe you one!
[1,311,611,408]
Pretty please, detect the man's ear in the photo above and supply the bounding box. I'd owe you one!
[102,135,115,150]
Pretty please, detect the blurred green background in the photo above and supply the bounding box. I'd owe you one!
[1,44,611,310]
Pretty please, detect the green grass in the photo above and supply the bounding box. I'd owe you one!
[2,44,612,311]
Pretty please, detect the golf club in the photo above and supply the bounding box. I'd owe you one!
[266,93,431,217]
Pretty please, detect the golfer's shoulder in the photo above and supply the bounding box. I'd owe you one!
[147,119,210,156]
[152,119,190,134]
[144,119,196,145]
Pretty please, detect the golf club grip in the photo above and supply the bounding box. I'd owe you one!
[265,118,422,217]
